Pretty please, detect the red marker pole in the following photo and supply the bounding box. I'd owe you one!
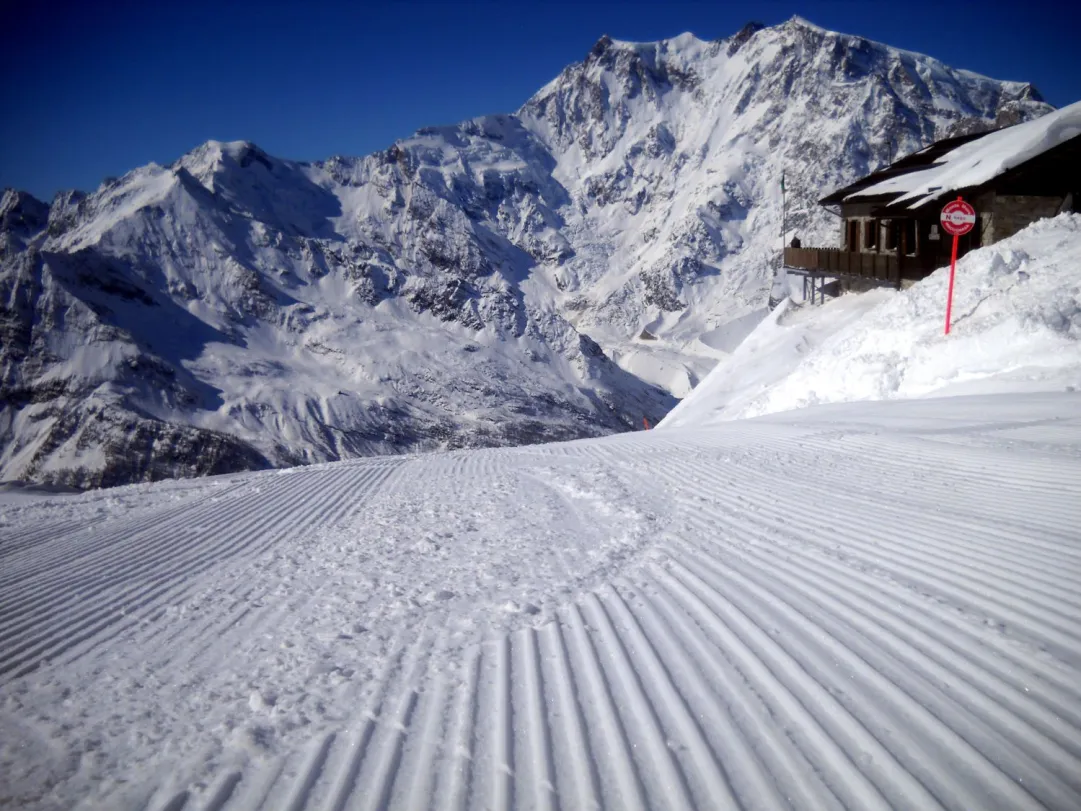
[939,196,976,336]
[945,232,958,335]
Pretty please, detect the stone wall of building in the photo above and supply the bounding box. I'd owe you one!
[973,191,995,247]
[988,195,1065,243]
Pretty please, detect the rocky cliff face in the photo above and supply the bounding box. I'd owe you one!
[0,17,1051,487]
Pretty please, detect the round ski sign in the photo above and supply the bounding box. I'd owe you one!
[941,199,976,236]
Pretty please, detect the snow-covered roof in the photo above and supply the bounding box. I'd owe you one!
[845,99,1081,209]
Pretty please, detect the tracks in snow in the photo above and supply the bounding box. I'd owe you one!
[0,460,403,680]
[2,395,1080,810]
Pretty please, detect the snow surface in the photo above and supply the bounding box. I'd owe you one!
[2,390,1080,810]
[1,22,1077,811]
[661,214,1081,429]
[850,100,1081,208]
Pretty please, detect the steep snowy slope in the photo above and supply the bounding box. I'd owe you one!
[0,17,1051,487]
[660,214,1081,429]
[515,18,1048,378]
[2,393,1080,810]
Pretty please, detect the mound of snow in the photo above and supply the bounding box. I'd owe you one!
[661,213,1081,429]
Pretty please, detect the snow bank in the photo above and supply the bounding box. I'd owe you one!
[661,213,1081,429]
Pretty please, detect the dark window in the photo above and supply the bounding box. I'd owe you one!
[864,220,878,251]
[903,219,918,256]
[884,220,897,251]
[846,220,860,250]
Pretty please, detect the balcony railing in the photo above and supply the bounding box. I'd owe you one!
[783,247,938,285]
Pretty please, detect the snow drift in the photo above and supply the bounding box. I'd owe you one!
[661,214,1081,429]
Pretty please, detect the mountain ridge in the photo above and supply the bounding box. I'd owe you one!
[0,17,1053,488]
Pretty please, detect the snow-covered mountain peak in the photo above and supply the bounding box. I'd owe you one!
[40,163,180,253]
[591,30,710,57]
[167,139,341,238]
[783,14,828,33]
[724,21,765,54]
[0,189,49,242]
[513,18,1051,361]
[176,139,280,186]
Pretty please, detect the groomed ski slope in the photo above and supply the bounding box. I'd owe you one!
[2,392,1081,810]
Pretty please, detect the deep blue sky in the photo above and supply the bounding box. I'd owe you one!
[2,0,1078,201]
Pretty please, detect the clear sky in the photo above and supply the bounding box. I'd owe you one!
[2,0,1078,201]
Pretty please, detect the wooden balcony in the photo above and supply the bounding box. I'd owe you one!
[783,247,937,286]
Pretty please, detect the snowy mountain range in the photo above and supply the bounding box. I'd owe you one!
[0,16,1052,487]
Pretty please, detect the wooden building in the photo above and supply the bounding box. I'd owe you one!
[785,100,1081,292]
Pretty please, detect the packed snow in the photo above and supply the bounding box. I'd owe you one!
[2,389,1080,811]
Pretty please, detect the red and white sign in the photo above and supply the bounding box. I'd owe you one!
[941,199,976,236]
[942,197,976,335]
